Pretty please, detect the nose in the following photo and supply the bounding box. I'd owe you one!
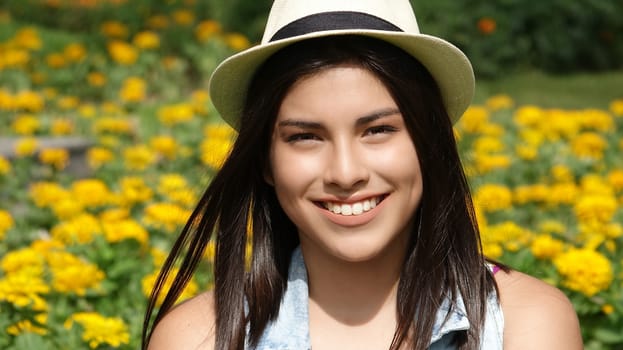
[324,140,369,190]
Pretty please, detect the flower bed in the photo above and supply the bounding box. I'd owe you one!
[0,2,622,349]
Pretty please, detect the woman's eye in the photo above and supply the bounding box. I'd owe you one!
[365,125,398,136]
[286,133,319,143]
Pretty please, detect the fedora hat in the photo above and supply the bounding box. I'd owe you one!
[209,0,474,129]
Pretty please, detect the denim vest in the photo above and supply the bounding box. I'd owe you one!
[247,247,504,349]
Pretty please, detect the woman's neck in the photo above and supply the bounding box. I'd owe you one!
[301,242,405,326]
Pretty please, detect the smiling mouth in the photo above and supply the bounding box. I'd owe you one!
[317,195,386,216]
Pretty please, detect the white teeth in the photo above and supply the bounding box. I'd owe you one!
[324,197,381,216]
[331,205,341,214]
[363,201,370,211]
[352,203,363,215]
[341,204,352,216]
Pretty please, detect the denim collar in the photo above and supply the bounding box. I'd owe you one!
[250,247,473,349]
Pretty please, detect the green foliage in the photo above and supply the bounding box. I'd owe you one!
[0,1,622,349]
[413,0,623,77]
[190,0,623,77]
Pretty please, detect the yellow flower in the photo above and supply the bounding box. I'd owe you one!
[578,109,614,132]
[458,105,489,133]
[65,312,130,349]
[100,20,129,38]
[143,202,191,232]
[157,103,194,126]
[118,176,153,206]
[87,71,107,87]
[602,304,615,315]
[0,155,11,175]
[57,95,80,110]
[204,123,236,139]
[150,247,168,267]
[123,144,157,171]
[29,181,70,207]
[13,27,42,50]
[158,173,188,193]
[11,114,40,135]
[50,214,101,244]
[141,268,198,306]
[79,103,97,118]
[119,76,146,102]
[607,169,623,192]
[482,221,533,252]
[38,148,69,170]
[107,40,138,65]
[570,132,607,160]
[550,164,574,183]
[0,273,49,309]
[200,137,233,170]
[1,247,44,276]
[473,136,505,154]
[530,234,565,260]
[50,118,74,135]
[50,197,84,220]
[0,48,30,69]
[150,135,179,159]
[7,319,47,336]
[485,94,514,111]
[472,154,511,174]
[14,90,45,112]
[473,184,513,212]
[133,31,160,49]
[538,220,567,235]
[515,144,538,160]
[172,9,195,25]
[14,137,38,157]
[101,219,148,245]
[224,33,251,51]
[513,184,549,205]
[93,117,134,135]
[45,53,66,68]
[63,43,87,62]
[99,207,130,222]
[574,194,617,223]
[554,248,612,297]
[543,109,581,140]
[71,179,112,208]
[513,105,544,128]
[87,147,115,169]
[609,99,623,116]
[195,20,221,42]
[48,252,105,296]
[191,89,210,115]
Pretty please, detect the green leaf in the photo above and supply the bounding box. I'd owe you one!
[593,328,623,344]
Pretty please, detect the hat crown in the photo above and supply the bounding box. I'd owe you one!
[261,0,420,43]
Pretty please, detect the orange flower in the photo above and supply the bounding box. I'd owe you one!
[477,17,496,35]
[133,31,160,50]
[107,41,138,65]
[87,72,107,87]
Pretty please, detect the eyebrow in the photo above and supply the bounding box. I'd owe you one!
[277,107,401,129]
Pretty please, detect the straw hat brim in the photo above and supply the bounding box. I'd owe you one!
[209,29,474,129]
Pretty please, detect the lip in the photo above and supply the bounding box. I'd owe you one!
[314,194,388,227]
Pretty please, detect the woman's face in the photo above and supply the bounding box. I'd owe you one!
[268,65,423,264]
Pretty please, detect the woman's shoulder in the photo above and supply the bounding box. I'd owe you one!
[494,269,583,349]
[148,290,216,350]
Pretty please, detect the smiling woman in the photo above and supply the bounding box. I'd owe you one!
[142,1,582,350]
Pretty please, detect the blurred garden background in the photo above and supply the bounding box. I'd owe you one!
[0,0,622,349]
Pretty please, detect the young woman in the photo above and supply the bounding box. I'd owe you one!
[143,1,583,349]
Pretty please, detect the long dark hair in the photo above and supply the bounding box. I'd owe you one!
[142,36,496,350]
